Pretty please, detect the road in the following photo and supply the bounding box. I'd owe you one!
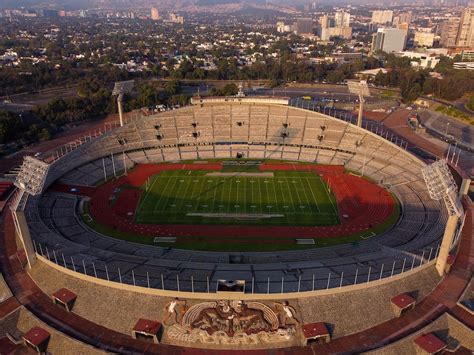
[418,110,473,151]
[365,109,473,177]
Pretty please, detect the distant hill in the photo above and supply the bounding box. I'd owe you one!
[0,0,300,11]
[0,0,93,9]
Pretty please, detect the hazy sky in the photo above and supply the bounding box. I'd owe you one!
[1,0,360,9]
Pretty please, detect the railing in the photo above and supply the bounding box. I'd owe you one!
[32,240,440,295]
[45,112,142,164]
[9,188,25,211]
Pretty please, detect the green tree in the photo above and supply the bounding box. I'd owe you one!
[0,110,23,144]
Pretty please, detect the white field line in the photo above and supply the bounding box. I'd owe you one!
[305,177,321,213]
[283,177,297,213]
[298,177,314,214]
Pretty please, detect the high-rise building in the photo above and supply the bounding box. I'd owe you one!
[372,28,407,52]
[396,23,410,33]
[456,6,474,48]
[320,26,352,41]
[151,7,160,20]
[294,18,314,35]
[319,14,329,29]
[317,12,351,40]
[414,32,435,47]
[440,18,460,47]
[169,13,184,24]
[371,10,393,25]
[335,10,350,28]
[393,11,413,26]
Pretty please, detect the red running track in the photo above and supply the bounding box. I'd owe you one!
[54,163,396,242]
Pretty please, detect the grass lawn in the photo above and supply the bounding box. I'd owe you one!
[135,170,339,226]
[80,160,401,252]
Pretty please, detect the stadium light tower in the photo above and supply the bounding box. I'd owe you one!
[422,160,463,276]
[347,80,371,127]
[112,80,134,127]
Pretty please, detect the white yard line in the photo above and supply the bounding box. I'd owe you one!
[151,177,172,213]
[283,177,297,213]
[298,177,314,214]
[227,178,232,213]
[306,177,321,213]
[159,176,180,212]
[270,177,281,213]
[322,178,338,217]
[137,175,159,213]
[257,178,263,214]
[176,176,192,211]
[210,179,219,212]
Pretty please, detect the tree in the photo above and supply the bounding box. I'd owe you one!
[0,110,23,144]
[210,83,238,96]
[467,95,474,111]
[165,80,181,96]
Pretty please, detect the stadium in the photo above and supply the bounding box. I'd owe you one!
[1,95,472,353]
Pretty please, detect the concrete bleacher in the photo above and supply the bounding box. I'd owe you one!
[17,102,449,294]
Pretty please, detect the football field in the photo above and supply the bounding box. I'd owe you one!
[135,170,339,226]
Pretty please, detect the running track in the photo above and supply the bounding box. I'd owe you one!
[53,163,396,242]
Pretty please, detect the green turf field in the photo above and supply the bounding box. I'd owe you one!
[135,170,339,226]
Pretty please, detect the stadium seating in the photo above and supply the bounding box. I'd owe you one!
[19,102,448,293]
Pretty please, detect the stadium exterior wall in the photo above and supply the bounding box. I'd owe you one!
[35,254,437,301]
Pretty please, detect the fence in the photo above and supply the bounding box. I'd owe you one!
[32,240,440,295]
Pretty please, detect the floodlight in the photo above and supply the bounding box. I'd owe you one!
[422,160,462,217]
[347,80,370,127]
[112,80,134,127]
[112,80,135,97]
[347,80,371,97]
[14,156,50,196]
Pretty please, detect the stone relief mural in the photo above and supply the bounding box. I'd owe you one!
[166,299,299,345]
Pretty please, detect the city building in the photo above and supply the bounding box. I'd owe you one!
[461,49,474,60]
[320,26,352,41]
[276,21,292,33]
[319,15,330,29]
[397,23,410,34]
[396,51,440,68]
[169,13,184,24]
[372,28,407,52]
[317,11,351,40]
[151,7,160,20]
[335,10,351,28]
[294,18,314,35]
[371,10,393,25]
[456,6,474,48]
[440,18,461,47]
[414,31,435,47]
[453,61,474,69]
[393,11,413,26]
